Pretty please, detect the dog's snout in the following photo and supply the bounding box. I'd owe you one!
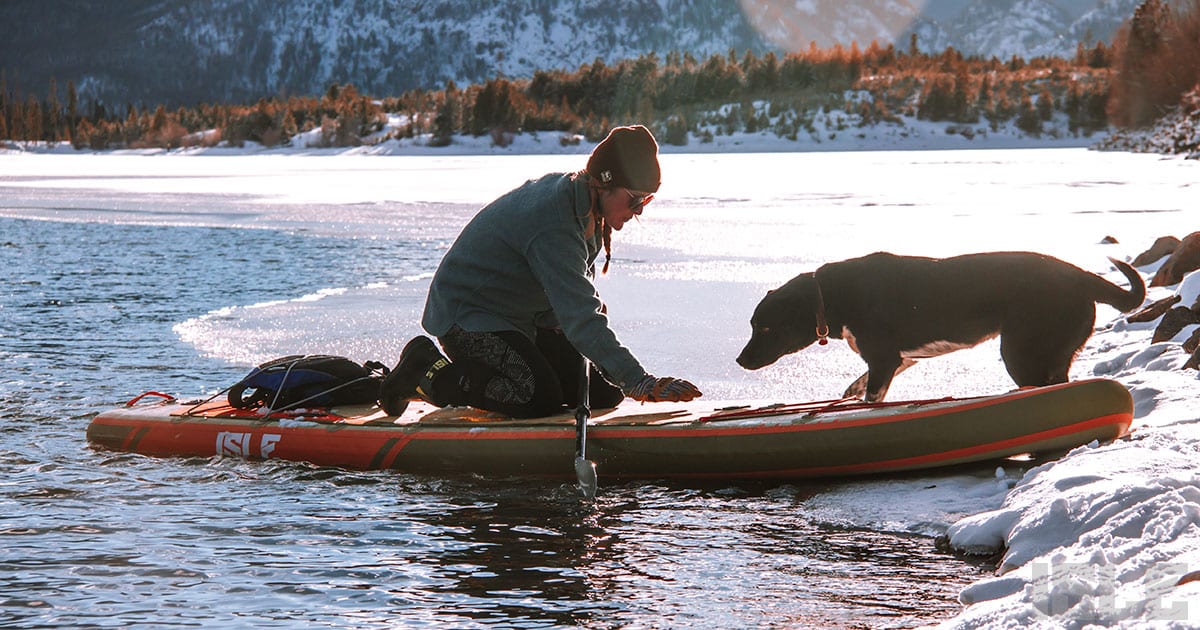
[736,348,752,369]
[736,344,769,370]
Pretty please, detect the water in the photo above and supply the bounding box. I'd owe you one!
[0,215,991,628]
[2,148,1193,628]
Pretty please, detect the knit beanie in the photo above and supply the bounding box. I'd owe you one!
[585,125,661,193]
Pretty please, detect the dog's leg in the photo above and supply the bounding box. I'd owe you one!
[843,372,869,399]
[844,357,916,402]
[1002,343,1076,387]
[1001,304,1094,387]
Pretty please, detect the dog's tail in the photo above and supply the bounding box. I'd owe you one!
[1097,257,1147,312]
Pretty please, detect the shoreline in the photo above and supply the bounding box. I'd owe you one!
[1,114,1113,158]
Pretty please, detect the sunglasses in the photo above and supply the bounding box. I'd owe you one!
[626,190,654,213]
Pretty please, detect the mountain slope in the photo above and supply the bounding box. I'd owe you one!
[0,0,1146,107]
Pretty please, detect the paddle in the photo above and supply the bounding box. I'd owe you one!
[574,357,598,499]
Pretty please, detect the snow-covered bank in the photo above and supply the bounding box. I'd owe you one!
[933,261,1200,629]
[1098,86,1200,160]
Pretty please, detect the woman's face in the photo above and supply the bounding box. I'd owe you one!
[600,187,654,231]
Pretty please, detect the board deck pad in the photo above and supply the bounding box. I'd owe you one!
[172,396,933,427]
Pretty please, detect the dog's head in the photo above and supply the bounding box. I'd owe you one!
[736,273,823,370]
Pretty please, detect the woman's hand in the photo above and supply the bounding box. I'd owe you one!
[627,375,702,403]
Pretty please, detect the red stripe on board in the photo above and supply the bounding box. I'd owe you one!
[648,412,1132,479]
[122,427,150,451]
[403,407,1128,446]
[412,428,571,441]
[375,436,415,469]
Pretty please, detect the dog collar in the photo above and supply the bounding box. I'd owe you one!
[813,276,830,345]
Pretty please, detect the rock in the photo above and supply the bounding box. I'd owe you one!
[1179,270,1200,310]
[1184,327,1200,354]
[1185,345,1200,370]
[1151,306,1200,343]
[1127,294,1182,323]
[1151,232,1200,287]
[1101,235,1119,244]
[1131,235,1180,267]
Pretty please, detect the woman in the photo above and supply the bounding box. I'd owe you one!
[380,125,702,418]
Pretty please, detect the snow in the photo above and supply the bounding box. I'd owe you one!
[1,132,1199,628]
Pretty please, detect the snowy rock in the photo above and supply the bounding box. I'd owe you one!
[1153,232,1200,288]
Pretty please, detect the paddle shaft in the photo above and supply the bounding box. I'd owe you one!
[574,356,597,499]
[574,358,590,459]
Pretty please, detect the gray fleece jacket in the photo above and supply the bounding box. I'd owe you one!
[421,172,647,390]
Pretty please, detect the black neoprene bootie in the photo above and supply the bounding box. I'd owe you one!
[379,336,449,416]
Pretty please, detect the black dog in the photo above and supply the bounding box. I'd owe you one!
[736,252,1145,402]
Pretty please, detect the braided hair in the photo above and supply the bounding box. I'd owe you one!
[578,171,614,275]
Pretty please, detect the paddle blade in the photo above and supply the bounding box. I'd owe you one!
[574,456,597,500]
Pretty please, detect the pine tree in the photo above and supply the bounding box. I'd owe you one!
[151,105,168,133]
[1037,88,1055,121]
[918,75,955,121]
[1074,41,1089,66]
[1016,93,1041,135]
[123,104,140,146]
[0,72,7,142]
[952,67,975,122]
[664,112,688,146]
[1088,42,1110,68]
[66,81,79,142]
[1066,82,1082,134]
[46,78,61,142]
[430,82,460,147]
[25,95,42,142]
[280,108,298,144]
[90,120,111,150]
[977,75,993,117]
[1109,0,1175,126]
[72,118,93,149]
[8,98,23,141]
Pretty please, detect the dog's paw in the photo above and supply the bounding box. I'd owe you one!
[843,373,869,399]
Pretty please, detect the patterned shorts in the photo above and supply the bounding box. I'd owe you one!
[438,326,623,417]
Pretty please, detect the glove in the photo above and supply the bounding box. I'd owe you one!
[627,375,702,403]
